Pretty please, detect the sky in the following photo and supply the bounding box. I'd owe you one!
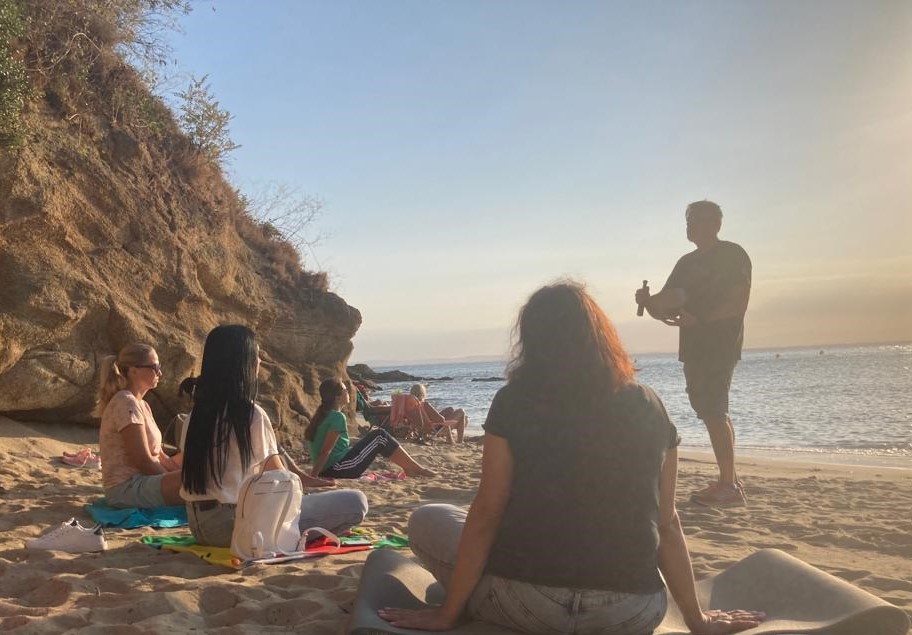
[164,1,912,364]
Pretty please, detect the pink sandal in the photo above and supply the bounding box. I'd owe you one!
[61,448,101,469]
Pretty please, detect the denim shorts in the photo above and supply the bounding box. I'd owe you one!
[465,574,666,635]
[105,473,166,509]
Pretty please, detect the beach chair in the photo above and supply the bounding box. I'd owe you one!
[356,389,391,431]
[387,393,418,439]
[389,393,457,442]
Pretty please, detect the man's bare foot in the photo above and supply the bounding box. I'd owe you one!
[692,482,746,507]
[694,481,724,496]
[695,478,744,497]
[405,467,437,477]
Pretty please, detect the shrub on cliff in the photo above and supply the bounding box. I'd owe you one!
[0,0,357,433]
[0,0,29,146]
[5,0,327,293]
[177,74,240,164]
[13,0,189,139]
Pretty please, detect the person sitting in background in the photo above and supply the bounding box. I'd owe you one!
[354,382,392,432]
[380,281,763,634]
[181,325,368,547]
[409,384,467,443]
[162,375,198,450]
[307,378,436,479]
[96,343,183,509]
[355,383,388,407]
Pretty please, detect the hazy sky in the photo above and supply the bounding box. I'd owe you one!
[165,1,911,363]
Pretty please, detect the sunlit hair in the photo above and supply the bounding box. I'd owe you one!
[506,280,635,404]
[685,200,723,224]
[181,325,259,495]
[304,378,348,442]
[409,384,427,400]
[93,343,156,417]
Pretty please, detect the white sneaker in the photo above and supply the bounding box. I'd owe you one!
[27,518,108,553]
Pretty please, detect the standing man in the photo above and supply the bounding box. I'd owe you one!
[636,200,751,506]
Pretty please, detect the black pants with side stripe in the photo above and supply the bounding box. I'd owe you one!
[320,428,400,479]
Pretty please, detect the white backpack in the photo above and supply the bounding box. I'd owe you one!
[231,459,304,561]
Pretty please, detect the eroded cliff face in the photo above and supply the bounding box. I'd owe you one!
[0,104,360,446]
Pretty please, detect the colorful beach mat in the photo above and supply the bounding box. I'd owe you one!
[142,530,408,569]
[85,498,188,529]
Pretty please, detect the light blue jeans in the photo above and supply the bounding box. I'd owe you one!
[187,489,369,548]
[408,504,667,635]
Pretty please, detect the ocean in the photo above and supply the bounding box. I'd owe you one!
[370,343,911,462]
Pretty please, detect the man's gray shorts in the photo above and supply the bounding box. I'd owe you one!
[683,361,736,421]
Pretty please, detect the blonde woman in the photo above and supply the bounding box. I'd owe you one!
[409,384,467,443]
[95,343,183,508]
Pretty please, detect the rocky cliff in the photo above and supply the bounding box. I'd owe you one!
[0,3,360,445]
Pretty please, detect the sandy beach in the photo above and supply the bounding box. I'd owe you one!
[0,416,909,634]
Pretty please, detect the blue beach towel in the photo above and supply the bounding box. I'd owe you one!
[85,498,188,529]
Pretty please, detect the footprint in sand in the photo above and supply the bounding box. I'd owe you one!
[0,600,49,617]
[263,573,341,591]
[827,568,871,582]
[755,542,798,552]
[199,585,241,614]
[422,486,474,501]
[0,616,31,630]
[860,575,912,593]
[0,571,56,598]
[84,569,139,594]
[206,598,324,628]
[303,619,347,635]
[329,584,359,603]
[694,531,742,543]
[80,594,174,624]
[876,595,910,608]
[19,578,72,608]
[132,560,215,579]
[335,564,366,579]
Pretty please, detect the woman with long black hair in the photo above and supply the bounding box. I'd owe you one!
[380,281,763,634]
[180,325,367,547]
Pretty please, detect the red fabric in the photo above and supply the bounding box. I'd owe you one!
[304,536,370,555]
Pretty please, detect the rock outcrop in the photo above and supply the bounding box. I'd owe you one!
[347,364,421,385]
[0,44,360,447]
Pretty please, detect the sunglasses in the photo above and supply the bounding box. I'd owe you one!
[135,363,162,374]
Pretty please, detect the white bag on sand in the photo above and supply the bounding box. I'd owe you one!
[231,459,303,561]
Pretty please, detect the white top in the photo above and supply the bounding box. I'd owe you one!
[179,404,279,504]
[99,391,163,489]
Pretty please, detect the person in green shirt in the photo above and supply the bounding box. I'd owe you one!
[305,378,436,479]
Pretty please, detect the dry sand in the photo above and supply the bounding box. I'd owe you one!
[0,415,909,634]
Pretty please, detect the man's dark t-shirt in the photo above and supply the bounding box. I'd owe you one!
[483,382,680,594]
[662,240,751,366]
